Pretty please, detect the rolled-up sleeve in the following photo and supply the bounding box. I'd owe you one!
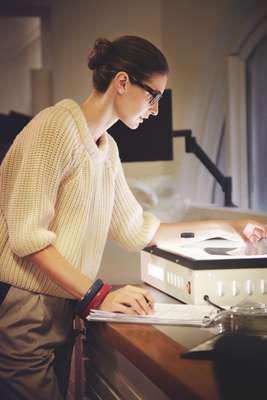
[109,160,160,252]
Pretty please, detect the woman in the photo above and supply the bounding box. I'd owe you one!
[0,35,266,399]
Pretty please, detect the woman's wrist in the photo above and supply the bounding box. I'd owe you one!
[81,283,111,317]
[75,279,111,318]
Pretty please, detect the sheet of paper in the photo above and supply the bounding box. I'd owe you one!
[160,238,267,260]
[86,303,219,326]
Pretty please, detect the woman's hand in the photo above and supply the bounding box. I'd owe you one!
[99,285,154,315]
[230,220,267,242]
[151,220,267,246]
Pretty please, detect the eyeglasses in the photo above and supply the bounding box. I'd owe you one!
[130,77,163,105]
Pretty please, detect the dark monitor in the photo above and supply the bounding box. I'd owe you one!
[108,89,173,162]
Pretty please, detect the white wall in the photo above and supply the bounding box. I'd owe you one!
[0,17,41,115]
[161,0,267,203]
[162,0,232,202]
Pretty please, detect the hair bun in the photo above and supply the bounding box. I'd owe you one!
[88,38,113,70]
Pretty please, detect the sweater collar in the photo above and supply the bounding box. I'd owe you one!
[56,98,109,163]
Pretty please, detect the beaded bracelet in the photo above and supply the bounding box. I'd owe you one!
[75,278,104,314]
[80,283,111,318]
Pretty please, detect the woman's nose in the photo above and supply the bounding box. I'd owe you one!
[150,101,159,116]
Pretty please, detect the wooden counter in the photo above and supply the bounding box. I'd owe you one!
[82,286,220,400]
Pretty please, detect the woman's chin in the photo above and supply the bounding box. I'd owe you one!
[123,120,140,130]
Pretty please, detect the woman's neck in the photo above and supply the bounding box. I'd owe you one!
[80,90,118,142]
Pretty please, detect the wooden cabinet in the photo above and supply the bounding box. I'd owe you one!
[75,287,220,400]
[83,321,219,400]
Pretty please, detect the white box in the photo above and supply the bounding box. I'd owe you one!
[141,243,267,306]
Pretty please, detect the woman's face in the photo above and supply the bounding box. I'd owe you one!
[115,73,168,130]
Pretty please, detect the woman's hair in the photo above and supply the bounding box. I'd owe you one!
[88,35,169,92]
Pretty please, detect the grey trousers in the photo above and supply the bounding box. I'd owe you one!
[0,285,76,400]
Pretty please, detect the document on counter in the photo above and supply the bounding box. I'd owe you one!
[86,303,219,327]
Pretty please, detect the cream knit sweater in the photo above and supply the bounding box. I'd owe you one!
[0,99,160,298]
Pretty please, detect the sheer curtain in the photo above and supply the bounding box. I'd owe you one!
[247,35,267,212]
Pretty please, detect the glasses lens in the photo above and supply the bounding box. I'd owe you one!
[131,77,162,105]
[149,92,162,105]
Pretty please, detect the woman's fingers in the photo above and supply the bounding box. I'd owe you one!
[99,285,154,315]
[134,294,153,315]
[125,285,154,310]
[243,223,267,242]
[109,303,138,315]
[126,297,147,315]
[119,291,153,315]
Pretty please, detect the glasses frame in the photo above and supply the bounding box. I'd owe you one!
[130,77,163,105]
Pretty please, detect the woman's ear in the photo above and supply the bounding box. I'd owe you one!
[113,71,129,95]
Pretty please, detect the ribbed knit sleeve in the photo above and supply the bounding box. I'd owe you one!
[109,159,160,252]
[0,107,79,257]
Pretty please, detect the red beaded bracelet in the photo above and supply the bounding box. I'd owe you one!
[80,283,111,318]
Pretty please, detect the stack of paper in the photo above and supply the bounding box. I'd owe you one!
[86,303,219,327]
